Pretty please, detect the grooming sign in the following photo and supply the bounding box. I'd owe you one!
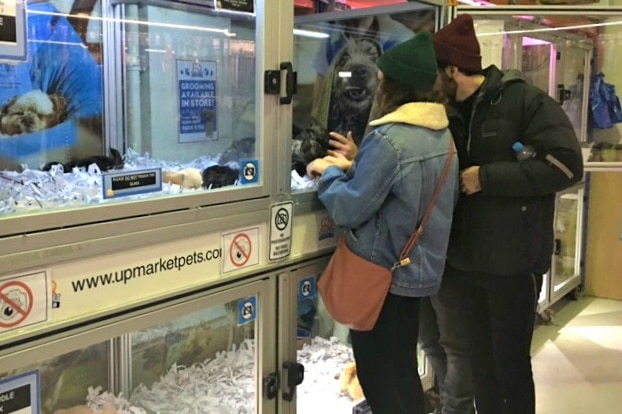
[0,271,49,333]
[177,59,217,143]
[0,371,40,414]
[269,201,293,260]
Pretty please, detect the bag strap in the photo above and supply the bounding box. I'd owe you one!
[392,139,455,270]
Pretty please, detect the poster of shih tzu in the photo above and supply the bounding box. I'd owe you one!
[0,1,103,172]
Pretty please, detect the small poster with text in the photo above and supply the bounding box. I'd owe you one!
[177,59,217,143]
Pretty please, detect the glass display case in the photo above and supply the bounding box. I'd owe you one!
[551,183,585,302]
[290,0,444,194]
[0,342,110,414]
[128,298,258,412]
[0,0,281,237]
[462,9,593,139]
[278,259,434,414]
[459,3,622,175]
[0,276,277,414]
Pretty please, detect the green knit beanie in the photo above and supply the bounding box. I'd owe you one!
[376,31,438,91]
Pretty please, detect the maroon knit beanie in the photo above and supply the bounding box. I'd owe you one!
[433,14,482,73]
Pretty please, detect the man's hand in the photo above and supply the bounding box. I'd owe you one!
[460,166,481,195]
[328,131,358,161]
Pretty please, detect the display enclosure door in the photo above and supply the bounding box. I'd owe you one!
[0,341,112,414]
[290,1,442,195]
[122,278,277,414]
[0,277,277,414]
[0,0,281,236]
[277,258,434,414]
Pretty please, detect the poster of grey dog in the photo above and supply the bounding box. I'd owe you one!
[327,37,382,146]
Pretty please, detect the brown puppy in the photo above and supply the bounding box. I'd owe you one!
[339,361,365,402]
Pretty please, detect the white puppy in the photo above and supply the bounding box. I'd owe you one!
[0,89,67,136]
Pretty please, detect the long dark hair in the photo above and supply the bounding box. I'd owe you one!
[369,76,446,121]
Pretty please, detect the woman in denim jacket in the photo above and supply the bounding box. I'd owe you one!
[307,32,458,414]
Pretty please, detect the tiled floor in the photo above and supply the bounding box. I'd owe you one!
[532,296,622,413]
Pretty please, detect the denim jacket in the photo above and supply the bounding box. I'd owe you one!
[318,102,459,297]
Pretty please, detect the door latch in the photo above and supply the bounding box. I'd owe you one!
[282,361,304,401]
[264,62,297,105]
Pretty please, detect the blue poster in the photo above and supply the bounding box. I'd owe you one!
[177,59,217,143]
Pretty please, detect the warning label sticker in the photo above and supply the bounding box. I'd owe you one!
[0,271,49,333]
[222,227,260,273]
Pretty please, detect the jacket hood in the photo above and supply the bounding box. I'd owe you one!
[500,68,527,84]
[481,65,527,102]
[368,102,449,130]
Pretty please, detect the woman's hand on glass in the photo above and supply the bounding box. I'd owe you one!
[306,158,333,179]
[306,152,352,179]
[324,151,353,171]
[328,130,358,161]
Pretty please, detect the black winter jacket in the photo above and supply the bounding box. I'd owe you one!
[447,65,583,276]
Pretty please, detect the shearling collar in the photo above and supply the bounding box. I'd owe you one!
[369,102,448,130]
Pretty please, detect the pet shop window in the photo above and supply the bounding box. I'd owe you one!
[291,0,444,194]
[0,0,282,233]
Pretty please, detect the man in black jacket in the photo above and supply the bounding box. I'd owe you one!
[431,14,584,414]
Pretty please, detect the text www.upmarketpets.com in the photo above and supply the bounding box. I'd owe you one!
[70,249,222,292]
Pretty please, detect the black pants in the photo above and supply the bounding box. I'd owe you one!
[419,279,475,414]
[447,265,537,414]
[350,293,425,414]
